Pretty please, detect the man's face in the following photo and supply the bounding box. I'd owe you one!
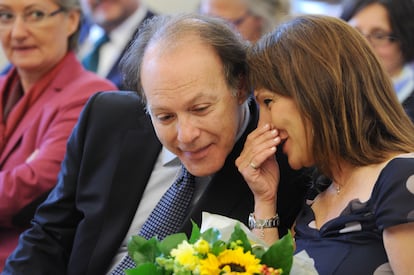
[141,39,246,177]
[81,0,139,31]
[199,0,262,42]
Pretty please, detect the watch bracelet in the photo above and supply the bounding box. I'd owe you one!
[248,213,280,229]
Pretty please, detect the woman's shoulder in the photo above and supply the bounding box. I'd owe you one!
[373,152,414,198]
[387,152,414,164]
[373,153,414,229]
[381,152,414,176]
[55,52,116,90]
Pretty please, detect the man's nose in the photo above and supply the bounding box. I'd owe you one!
[176,117,200,143]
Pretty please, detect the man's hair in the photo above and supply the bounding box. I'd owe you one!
[248,14,414,178]
[120,13,249,103]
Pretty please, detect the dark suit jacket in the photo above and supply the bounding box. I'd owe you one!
[106,11,154,89]
[3,91,309,275]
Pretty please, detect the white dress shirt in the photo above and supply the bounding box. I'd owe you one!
[107,147,180,273]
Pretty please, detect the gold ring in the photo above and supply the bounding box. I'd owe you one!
[249,162,258,169]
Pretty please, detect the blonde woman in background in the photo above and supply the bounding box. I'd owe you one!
[0,0,116,269]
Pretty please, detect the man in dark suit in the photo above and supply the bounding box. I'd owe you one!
[3,14,310,275]
[79,0,155,88]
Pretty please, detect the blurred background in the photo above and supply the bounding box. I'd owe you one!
[0,0,343,69]
[142,0,342,16]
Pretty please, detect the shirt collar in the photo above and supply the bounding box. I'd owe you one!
[393,62,414,103]
[160,146,180,167]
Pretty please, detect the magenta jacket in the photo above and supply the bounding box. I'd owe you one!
[0,52,117,270]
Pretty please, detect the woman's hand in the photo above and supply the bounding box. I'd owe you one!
[236,123,282,244]
[236,123,281,206]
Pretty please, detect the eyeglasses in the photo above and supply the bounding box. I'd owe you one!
[229,10,252,27]
[0,7,65,30]
[361,31,398,47]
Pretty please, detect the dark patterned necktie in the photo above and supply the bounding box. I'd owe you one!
[82,33,110,72]
[111,165,195,274]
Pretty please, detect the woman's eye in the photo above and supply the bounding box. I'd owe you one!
[0,11,14,22]
[263,98,273,106]
[26,10,46,21]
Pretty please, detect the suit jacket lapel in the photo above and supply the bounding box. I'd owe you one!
[89,108,162,272]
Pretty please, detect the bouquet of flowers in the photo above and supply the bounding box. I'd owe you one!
[125,213,317,275]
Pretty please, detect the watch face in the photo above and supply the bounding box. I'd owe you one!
[248,213,255,229]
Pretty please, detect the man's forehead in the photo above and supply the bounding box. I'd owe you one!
[144,35,216,61]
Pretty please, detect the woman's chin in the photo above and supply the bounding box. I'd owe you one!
[287,157,303,170]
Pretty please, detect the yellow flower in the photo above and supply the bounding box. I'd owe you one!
[199,253,221,275]
[170,240,199,271]
[194,239,210,254]
[199,247,263,275]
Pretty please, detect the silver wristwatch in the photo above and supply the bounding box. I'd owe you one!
[248,213,280,229]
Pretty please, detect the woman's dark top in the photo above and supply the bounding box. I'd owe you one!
[294,155,414,275]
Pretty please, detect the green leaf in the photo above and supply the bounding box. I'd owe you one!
[261,231,294,274]
[228,223,252,252]
[251,244,266,259]
[211,240,227,255]
[189,220,201,244]
[128,236,161,264]
[128,235,147,255]
[159,233,188,256]
[125,263,164,275]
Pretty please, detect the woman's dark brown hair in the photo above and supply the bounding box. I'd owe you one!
[248,15,414,178]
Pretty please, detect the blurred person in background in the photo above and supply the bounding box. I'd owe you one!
[341,0,414,122]
[0,0,116,269]
[199,0,290,43]
[0,47,7,70]
[79,0,155,88]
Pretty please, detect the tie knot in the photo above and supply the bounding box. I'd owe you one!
[181,165,194,178]
[95,33,110,48]
[82,33,110,72]
[176,165,195,187]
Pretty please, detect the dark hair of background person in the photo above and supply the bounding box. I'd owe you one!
[247,14,414,180]
[340,0,414,63]
[120,13,249,104]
